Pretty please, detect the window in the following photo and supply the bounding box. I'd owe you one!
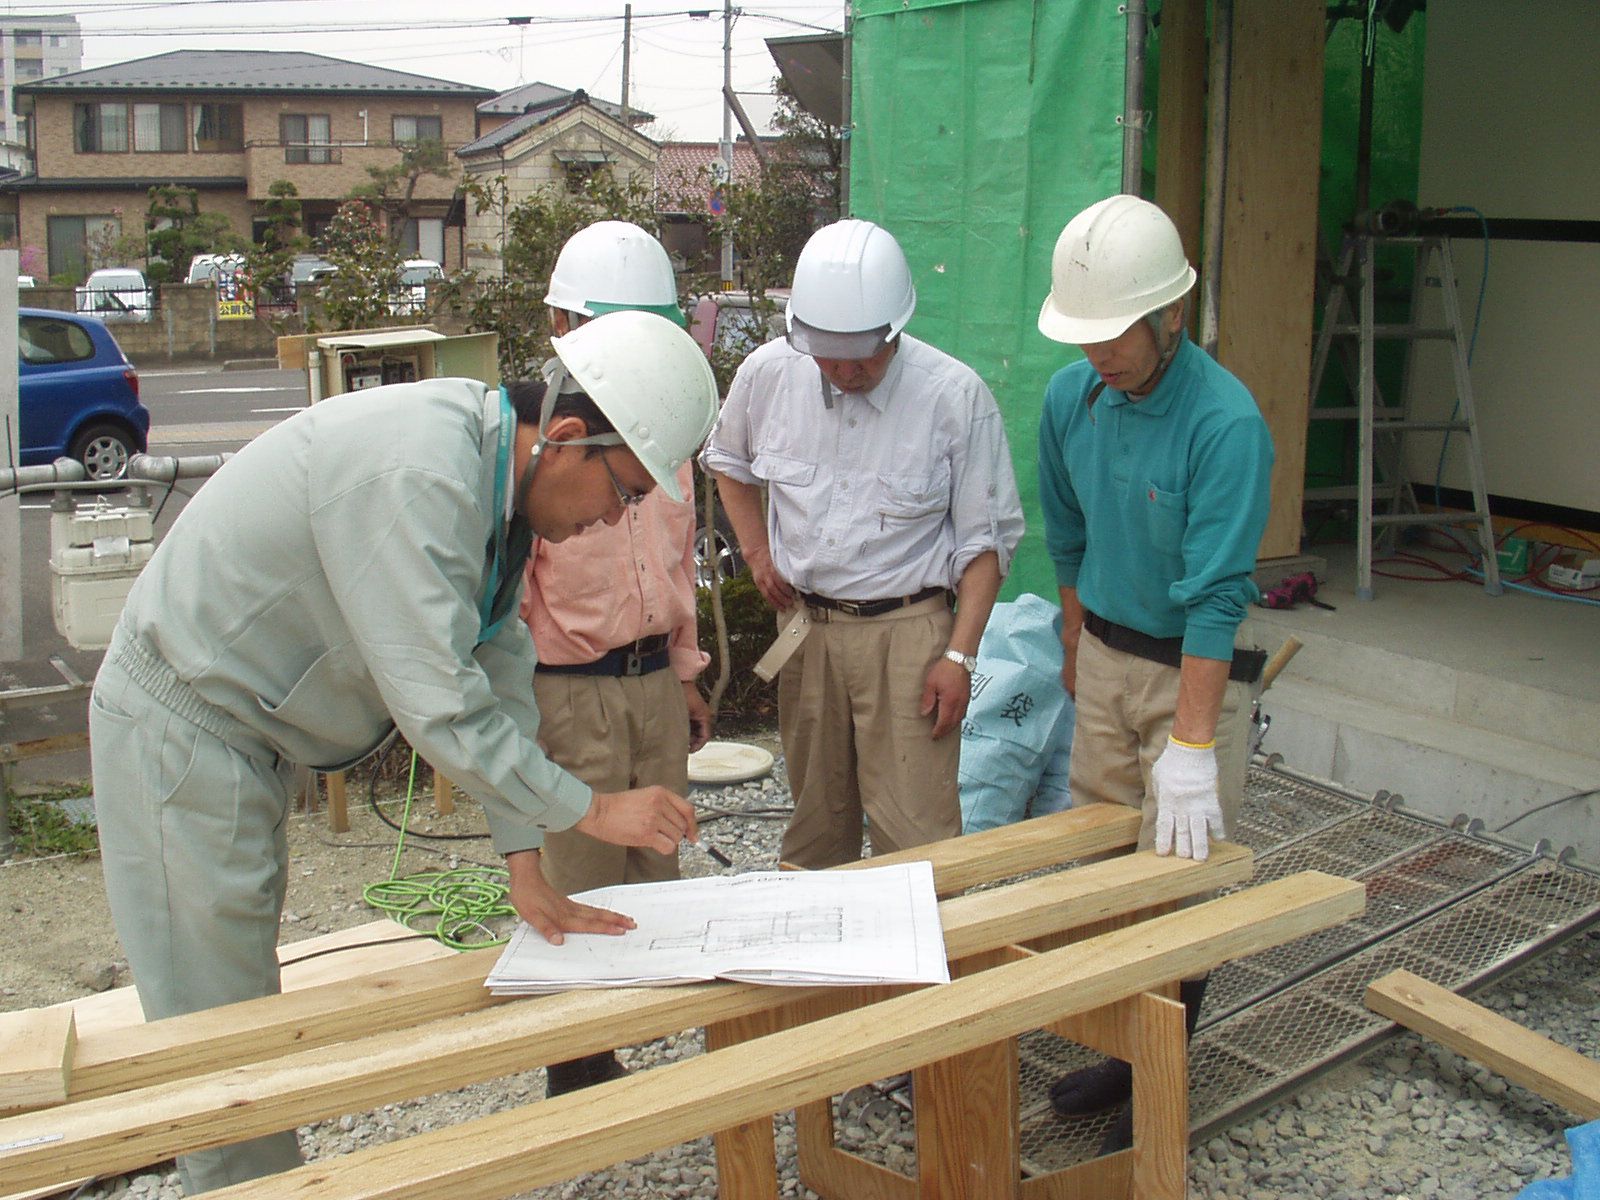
[73,103,128,154]
[192,102,243,152]
[280,113,332,164]
[16,62,43,81]
[396,217,444,262]
[0,214,17,242]
[20,315,95,366]
[392,115,442,145]
[50,35,64,48]
[14,31,41,48]
[46,214,118,279]
[133,103,187,153]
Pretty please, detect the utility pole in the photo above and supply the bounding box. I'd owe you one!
[720,0,735,287]
[620,4,632,125]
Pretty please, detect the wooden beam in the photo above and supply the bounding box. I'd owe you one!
[841,802,1144,897]
[0,1009,74,1111]
[55,920,455,1043]
[1216,0,1326,560]
[1154,0,1206,273]
[173,871,1359,1200]
[1366,969,1600,1120]
[0,848,1255,1186]
[49,805,1153,1103]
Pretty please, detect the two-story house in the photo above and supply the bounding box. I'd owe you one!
[456,89,657,278]
[6,49,492,280]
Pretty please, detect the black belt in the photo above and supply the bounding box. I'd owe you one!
[798,585,950,619]
[536,634,671,678]
[1082,610,1266,684]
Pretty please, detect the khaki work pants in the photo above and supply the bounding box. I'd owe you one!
[1068,626,1254,850]
[533,666,687,897]
[777,593,961,870]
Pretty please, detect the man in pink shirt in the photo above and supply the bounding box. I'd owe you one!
[520,221,713,1095]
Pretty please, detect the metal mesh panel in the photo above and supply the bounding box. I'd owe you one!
[813,766,1600,1178]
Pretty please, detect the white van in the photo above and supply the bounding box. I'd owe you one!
[75,268,153,323]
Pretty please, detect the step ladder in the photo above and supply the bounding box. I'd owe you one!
[1306,232,1501,600]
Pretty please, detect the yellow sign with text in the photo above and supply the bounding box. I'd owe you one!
[217,296,255,321]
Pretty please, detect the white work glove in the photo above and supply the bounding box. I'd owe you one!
[1151,736,1224,861]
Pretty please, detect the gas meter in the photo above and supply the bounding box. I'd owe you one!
[50,496,154,650]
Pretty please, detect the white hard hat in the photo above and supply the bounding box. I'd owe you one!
[545,220,686,327]
[1037,195,1196,345]
[550,310,716,502]
[785,219,916,359]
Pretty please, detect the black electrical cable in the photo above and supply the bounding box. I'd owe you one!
[1493,788,1600,834]
[365,735,490,842]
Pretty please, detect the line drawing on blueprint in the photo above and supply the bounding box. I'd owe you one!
[650,908,845,953]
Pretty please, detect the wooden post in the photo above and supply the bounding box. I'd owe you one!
[325,771,349,833]
[1216,0,1326,561]
[432,769,455,817]
[1154,0,1206,276]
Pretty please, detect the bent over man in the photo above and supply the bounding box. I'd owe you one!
[90,310,717,1192]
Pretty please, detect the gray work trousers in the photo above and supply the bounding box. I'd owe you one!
[90,634,304,1193]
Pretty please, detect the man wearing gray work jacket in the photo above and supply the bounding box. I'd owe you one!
[703,218,1025,870]
[89,311,716,1193]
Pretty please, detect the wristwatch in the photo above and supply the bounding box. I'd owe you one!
[943,648,977,673]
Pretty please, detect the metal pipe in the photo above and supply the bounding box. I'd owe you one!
[840,11,852,214]
[1198,0,1233,356]
[128,453,232,483]
[0,457,86,494]
[1120,0,1149,196]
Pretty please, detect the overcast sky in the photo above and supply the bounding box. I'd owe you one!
[44,0,844,142]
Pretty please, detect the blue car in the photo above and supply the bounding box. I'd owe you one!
[17,308,150,480]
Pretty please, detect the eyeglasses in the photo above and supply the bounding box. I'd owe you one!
[600,452,647,509]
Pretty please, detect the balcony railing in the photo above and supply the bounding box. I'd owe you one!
[282,142,343,165]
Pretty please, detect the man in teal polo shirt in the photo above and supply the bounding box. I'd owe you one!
[1035,195,1274,1146]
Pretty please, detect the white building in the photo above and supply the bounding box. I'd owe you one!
[3,14,82,152]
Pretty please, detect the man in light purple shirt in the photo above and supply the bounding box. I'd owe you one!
[703,219,1024,868]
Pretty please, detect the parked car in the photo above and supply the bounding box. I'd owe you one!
[17,308,149,480]
[390,258,443,315]
[688,289,789,362]
[186,253,247,285]
[75,267,154,324]
[289,254,337,293]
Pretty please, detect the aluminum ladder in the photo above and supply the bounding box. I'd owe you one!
[1306,232,1501,600]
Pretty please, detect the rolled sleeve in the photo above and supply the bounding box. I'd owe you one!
[699,367,759,485]
[949,400,1025,579]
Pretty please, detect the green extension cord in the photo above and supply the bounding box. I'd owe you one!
[360,751,516,950]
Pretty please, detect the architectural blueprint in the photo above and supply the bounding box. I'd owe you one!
[485,861,949,994]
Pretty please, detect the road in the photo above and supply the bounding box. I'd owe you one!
[2,364,309,785]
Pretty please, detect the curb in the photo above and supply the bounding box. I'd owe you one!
[221,357,281,372]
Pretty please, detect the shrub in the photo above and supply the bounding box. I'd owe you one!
[697,573,779,731]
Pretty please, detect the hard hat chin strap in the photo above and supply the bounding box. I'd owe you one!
[515,362,626,517]
[1126,307,1185,398]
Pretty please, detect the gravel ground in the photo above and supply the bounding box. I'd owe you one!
[7,748,1594,1200]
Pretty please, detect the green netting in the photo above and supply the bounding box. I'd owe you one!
[849,1,1426,590]
[850,0,1124,601]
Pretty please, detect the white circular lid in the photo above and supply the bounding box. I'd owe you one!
[687,740,776,784]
